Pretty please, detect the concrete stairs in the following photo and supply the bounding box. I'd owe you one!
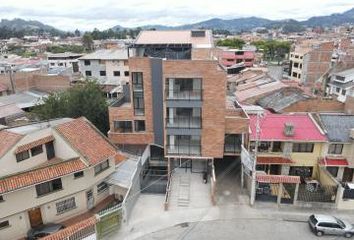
[177,174,191,207]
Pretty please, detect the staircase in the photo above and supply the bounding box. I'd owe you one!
[177,174,191,207]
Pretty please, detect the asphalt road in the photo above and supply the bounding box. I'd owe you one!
[138,218,350,240]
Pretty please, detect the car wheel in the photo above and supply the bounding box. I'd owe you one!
[345,232,352,238]
[316,231,323,237]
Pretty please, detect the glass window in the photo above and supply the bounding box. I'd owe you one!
[31,145,43,157]
[0,195,3,202]
[134,120,146,132]
[94,160,110,175]
[97,182,109,194]
[113,71,120,76]
[84,60,90,66]
[327,167,339,177]
[36,178,63,197]
[74,171,84,179]
[99,71,106,76]
[258,141,271,152]
[56,197,76,214]
[328,144,343,154]
[292,143,314,153]
[132,72,145,115]
[272,142,282,152]
[0,220,9,229]
[85,71,92,76]
[114,121,133,133]
[124,71,129,76]
[16,150,30,162]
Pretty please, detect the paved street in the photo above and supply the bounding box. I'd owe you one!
[137,218,345,240]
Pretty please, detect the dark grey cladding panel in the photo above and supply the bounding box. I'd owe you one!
[166,128,201,136]
[165,100,202,108]
[151,58,164,146]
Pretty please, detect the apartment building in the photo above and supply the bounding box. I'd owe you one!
[289,42,334,87]
[108,30,249,174]
[250,113,327,178]
[220,50,255,68]
[79,49,129,86]
[47,52,83,73]
[0,117,117,240]
[327,68,354,103]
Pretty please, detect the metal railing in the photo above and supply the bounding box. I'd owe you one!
[166,144,201,156]
[224,144,242,154]
[165,117,201,129]
[165,89,202,101]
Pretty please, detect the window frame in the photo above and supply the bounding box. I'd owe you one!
[328,144,343,155]
[124,71,129,76]
[84,60,91,66]
[134,120,146,132]
[94,160,110,176]
[16,150,30,162]
[56,197,76,215]
[114,121,133,133]
[85,70,92,76]
[292,143,314,153]
[35,178,63,197]
[74,171,84,179]
[113,71,120,77]
[31,145,43,157]
[0,220,9,229]
[99,70,106,76]
[97,182,109,195]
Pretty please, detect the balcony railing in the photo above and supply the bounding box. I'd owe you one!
[166,144,201,156]
[165,89,202,101]
[165,117,201,129]
[224,144,241,154]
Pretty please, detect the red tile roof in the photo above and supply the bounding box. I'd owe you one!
[15,135,55,154]
[256,174,300,184]
[257,156,293,165]
[0,158,86,194]
[55,117,116,166]
[250,113,326,142]
[0,130,23,158]
[42,216,97,240]
[320,157,349,166]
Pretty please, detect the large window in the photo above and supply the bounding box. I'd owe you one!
[134,120,146,132]
[16,150,30,162]
[328,144,343,155]
[94,160,109,175]
[31,145,43,157]
[132,72,144,115]
[97,182,109,195]
[36,178,63,197]
[56,197,76,214]
[114,121,133,133]
[292,143,314,153]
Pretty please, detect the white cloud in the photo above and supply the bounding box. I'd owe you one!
[0,0,352,30]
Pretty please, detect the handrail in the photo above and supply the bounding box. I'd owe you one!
[164,171,173,211]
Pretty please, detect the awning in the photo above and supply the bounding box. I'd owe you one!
[257,156,293,165]
[256,174,300,184]
[320,157,349,167]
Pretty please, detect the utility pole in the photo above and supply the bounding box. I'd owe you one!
[250,112,261,206]
[5,65,15,94]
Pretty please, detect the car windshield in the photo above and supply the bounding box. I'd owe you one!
[336,219,345,228]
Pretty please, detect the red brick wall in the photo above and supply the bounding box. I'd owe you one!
[283,98,345,113]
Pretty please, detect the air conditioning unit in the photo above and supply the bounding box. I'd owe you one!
[284,122,295,136]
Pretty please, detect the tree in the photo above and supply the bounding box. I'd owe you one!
[216,38,245,49]
[32,81,109,134]
[251,40,291,62]
[74,29,81,37]
[82,33,94,51]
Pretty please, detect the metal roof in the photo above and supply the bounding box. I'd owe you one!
[319,114,354,142]
[79,49,128,60]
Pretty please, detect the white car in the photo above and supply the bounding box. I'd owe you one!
[308,214,354,238]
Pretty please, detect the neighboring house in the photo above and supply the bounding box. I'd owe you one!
[108,30,249,191]
[0,117,118,240]
[220,50,255,68]
[78,49,129,86]
[47,52,83,73]
[327,68,354,103]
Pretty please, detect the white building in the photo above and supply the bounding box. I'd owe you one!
[0,117,119,240]
[327,68,354,103]
[78,49,129,86]
[47,52,83,73]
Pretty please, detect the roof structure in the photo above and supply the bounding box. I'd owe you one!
[0,158,86,194]
[0,130,23,158]
[257,87,310,112]
[79,49,128,60]
[249,113,326,141]
[0,90,48,109]
[257,156,293,165]
[55,117,117,166]
[319,157,349,167]
[134,30,213,48]
[0,103,25,119]
[256,174,300,184]
[319,114,354,142]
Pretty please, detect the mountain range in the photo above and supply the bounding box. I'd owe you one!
[1,7,354,35]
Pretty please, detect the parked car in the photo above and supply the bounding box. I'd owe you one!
[27,223,65,239]
[308,214,354,238]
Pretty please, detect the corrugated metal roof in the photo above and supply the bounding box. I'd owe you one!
[319,114,354,142]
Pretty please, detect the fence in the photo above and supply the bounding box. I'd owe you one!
[96,204,123,239]
[297,184,337,203]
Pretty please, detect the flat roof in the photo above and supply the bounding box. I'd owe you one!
[79,49,128,60]
[0,90,48,109]
[134,30,213,48]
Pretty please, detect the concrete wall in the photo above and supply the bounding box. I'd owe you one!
[282,98,345,113]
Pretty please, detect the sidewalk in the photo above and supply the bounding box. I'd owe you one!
[107,193,354,240]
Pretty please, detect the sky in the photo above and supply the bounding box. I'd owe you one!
[0,0,353,31]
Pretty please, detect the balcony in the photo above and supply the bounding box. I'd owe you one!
[165,89,202,101]
[166,117,201,129]
[166,145,201,156]
[224,144,241,154]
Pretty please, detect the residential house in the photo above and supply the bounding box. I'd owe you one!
[220,50,255,68]
[47,52,83,73]
[326,68,354,103]
[0,117,118,240]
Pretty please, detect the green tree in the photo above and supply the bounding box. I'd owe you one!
[252,40,291,62]
[82,33,94,51]
[33,81,109,134]
[216,38,245,49]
